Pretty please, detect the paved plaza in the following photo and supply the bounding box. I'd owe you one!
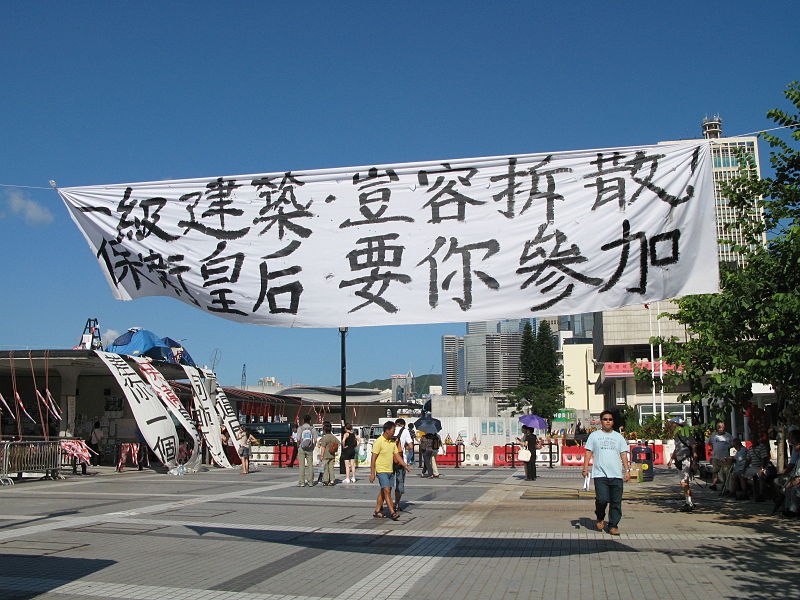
[0,464,798,600]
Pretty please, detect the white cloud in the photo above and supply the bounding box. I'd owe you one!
[102,328,122,347]
[4,189,55,226]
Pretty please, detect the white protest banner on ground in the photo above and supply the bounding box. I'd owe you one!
[132,357,201,472]
[182,365,231,468]
[200,368,244,455]
[95,351,179,468]
[60,142,717,327]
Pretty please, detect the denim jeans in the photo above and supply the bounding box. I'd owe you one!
[594,477,624,528]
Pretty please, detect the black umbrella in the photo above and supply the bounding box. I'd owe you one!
[414,415,442,434]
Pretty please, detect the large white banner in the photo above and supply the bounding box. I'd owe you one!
[182,365,231,468]
[200,368,245,455]
[132,357,201,472]
[95,351,179,468]
[60,142,717,327]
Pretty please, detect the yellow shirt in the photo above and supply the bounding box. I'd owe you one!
[372,435,399,473]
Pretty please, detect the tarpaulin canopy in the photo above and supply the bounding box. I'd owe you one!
[106,329,174,362]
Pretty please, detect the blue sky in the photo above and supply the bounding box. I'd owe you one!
[1,2,797,386]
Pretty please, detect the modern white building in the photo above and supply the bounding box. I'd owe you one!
[661,115,766,266]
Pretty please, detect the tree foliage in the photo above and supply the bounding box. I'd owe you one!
[655,82,800,464]
[507,320,564,421]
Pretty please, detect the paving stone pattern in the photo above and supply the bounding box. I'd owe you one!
[0,465,798,599]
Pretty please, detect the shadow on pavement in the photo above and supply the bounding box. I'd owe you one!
[654,538,800,600]
[186,524,637,558]
[0,554,116,599]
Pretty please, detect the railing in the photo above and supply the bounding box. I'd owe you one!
[1,440,63,485]
[504,442,521,468]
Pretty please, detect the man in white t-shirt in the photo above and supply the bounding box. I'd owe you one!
[392,418,415,510]
[582,411,630,536]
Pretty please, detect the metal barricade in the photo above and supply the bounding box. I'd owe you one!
[504,442,521,468]
[539,439,558,469]
[0,442,11,485]
[0,440,63,484]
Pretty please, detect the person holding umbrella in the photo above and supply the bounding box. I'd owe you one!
[521,426,539,481]
[518,415,546,481]
[415,413,442,478]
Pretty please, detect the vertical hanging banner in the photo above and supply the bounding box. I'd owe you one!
[182,365,231,468]
[132,357,202,472]
[95,351,179,468]
[200,368,244,455]
[59,142,717,328]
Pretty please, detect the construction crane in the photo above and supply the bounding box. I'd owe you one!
[241,363,247,389]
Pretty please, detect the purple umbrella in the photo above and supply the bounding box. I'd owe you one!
[519,414,548,430]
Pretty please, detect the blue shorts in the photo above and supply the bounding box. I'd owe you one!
[376,471,395,488]
[239,448,250,459]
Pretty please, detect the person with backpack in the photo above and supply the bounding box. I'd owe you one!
[392,418,415,510]
[420,433,435,478]
[317,421,339,486]
[297,415,318,487]
[667,417,698,511]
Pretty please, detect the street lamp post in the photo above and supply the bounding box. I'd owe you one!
[339,327,348,427]
[339,327,348,475]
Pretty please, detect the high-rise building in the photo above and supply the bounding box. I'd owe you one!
[558,313,594,340]
[441,335,464,396]
[443,319,534,395]
[661,116,766,266]
[391,372,414,402]
[592,117,767,418]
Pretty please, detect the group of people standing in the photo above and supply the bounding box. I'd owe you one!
[290,415,360,486]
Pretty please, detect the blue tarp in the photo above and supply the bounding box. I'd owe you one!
[161,337,197,367]
[106,329,174,362]
[107,329,197,366]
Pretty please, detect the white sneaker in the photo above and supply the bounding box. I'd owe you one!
[343,478,350,483]
[351,477,356,483]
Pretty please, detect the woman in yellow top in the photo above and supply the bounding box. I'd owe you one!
[370,420,412,520]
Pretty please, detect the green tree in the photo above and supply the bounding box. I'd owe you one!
[519,320,535,385]
[656,82,800,467]
[507,320,564,421]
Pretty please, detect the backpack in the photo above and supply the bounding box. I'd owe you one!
[300,427,314,451]
[394,427,406,451]
[431,435,441,450]
[327,440,339,455]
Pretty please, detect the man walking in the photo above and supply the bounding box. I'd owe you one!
[706,422,733,491]
[370,421,411,521]
[393,418,414,510]
[297,415,318,487]
[668,417,698,511]
[317,421,339,486]
[582,410,631,535]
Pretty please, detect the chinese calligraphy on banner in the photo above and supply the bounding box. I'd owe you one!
[95,351,179,468]
[60,142,717,327]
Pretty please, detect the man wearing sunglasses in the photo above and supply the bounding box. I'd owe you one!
[582,410,631,535]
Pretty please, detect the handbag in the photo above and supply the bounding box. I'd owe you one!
[517,448,532,462]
